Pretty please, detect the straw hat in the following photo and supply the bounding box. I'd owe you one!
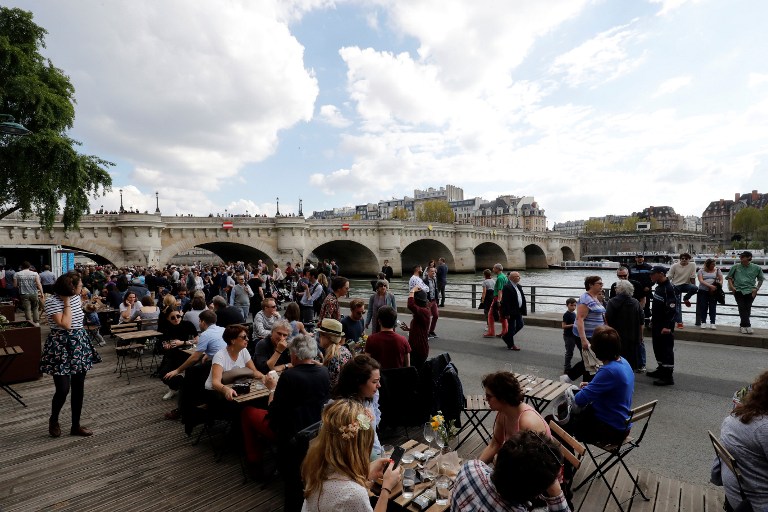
[317,318,344,341]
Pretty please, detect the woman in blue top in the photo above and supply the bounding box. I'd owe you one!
[568,326,634,446]
[562,276,606,383]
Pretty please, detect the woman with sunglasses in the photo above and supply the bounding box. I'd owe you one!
[157,307,198,401]
[206,324,264,401]
[453,431,567,511]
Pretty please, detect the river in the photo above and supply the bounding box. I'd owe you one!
[349,269,768,329]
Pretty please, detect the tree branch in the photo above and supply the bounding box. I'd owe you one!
[0,204,22,221]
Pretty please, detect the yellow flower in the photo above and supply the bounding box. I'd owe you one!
[431,421,440,429]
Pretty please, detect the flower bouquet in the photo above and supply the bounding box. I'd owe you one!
[430,410,459,449]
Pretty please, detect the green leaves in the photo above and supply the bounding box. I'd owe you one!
[0,7,112,230]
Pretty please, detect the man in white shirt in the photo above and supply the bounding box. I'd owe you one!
[14,261,44,326]
[408,265,429,293]
[666,253,698,328]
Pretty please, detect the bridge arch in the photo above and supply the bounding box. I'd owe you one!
[308,240,379,277]
[401,239,456,273]
[159,238,278,267]
[524,243,548,269]
[560,246,576,262]
[474,242,507,270]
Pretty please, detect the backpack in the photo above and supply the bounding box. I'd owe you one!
[436,362,465,428]
[311,283,326,315]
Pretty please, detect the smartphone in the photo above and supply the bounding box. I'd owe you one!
[390,446,406,469]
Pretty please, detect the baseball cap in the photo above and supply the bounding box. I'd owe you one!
[650,265,667,274]
[739,251,753,258]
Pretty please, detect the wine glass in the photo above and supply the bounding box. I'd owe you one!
[423,422,436,456]
[525,365,538,392]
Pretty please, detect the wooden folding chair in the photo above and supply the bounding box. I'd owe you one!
[708,430,750,510]
[456,394,493,450]
[549,420,586,473]
[573,399,658,512]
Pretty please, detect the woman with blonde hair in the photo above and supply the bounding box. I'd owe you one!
[301,398,401,512]
[317,318,352,388]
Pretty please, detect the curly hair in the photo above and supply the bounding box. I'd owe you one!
[734,370,768,424]
[481,371,524,406]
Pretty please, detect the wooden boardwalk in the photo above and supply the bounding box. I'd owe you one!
[1,332,724,512]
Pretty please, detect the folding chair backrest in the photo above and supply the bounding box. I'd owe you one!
[708,430,748,500]
[549,420,585,470]
[111,322,139,335]
[626,399,657,444]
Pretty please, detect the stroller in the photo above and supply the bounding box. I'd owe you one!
[264,276,291,306]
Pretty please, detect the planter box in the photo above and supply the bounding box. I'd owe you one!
[0,303,15,322]
[1,321,41,384]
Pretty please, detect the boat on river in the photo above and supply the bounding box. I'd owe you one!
[693,250,768,272]
[549,259,620,270]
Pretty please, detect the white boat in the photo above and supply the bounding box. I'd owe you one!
[549,260,620,270]
[693,250,768,272]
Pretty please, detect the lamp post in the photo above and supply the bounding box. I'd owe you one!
[0,114,31,136]
[155,191,160,214]
[276,197,280,216]
[298,198,303,217]
[119,189,125,213]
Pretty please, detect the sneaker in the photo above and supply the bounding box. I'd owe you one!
[700,324,708,329]
[635,366,647,374]
[676,323,684,329]
[746,327,754,334]
[710,324,716,330]
[740,327,748,334]
[559,374,573,384]
[162,390,177,401]
[684,299,691,307]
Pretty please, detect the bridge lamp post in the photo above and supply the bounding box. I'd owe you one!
[119,189,125,213]
[155,191,160,214]
[0,114,31,136]
[276,197,280,216]
[298,198,303,217]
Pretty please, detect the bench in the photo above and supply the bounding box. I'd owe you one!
[0,345,26,407]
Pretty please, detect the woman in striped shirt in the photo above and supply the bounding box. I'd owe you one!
[40,272,102,438]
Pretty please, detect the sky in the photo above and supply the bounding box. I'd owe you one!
[7,0,768,225]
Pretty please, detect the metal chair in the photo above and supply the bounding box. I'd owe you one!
[708,430,750,511]
[573,399,658,512]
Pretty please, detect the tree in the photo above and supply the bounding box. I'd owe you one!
[0,7,112,229]
[391,206,409,220]
[416,200,454,224]
[622,216,641,232]
[732,207,764,246]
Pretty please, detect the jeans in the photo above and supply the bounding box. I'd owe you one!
[733,291,755,327]
[20,292,40,323]
[428,300,439,333]
[696,289,717,324]
[637,339,647,368]
[673,284,697,323]
[437,282,446,306]
[563,333,578,371]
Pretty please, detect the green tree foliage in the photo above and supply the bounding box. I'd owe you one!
[391,206,409,220]
[622,216,641,231]
[732,206,766,246]
[0,7,112,229]
[416,200,454,224]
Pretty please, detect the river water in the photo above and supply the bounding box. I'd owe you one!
[349,269,768,329]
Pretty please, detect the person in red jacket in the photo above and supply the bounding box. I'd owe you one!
[406,286,431,370]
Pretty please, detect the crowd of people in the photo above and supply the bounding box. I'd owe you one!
[3,250,765,511]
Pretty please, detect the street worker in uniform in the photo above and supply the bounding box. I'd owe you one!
[647,266,677,386]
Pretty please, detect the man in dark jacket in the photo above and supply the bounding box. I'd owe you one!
[629,253,653,325]
[500,271,527,351]
[647,266,677,386]
[436,257,448,307]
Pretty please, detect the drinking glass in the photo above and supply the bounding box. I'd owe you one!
[435,475,451,506]
[504,362,514,374]
[435,435,446,451]
[402,469,416,499]
[381,444,394,459]
[423,422,435,456]
[525,365,538,391]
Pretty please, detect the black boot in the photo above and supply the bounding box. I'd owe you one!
[653,367,674,386]
[646,367,663,378]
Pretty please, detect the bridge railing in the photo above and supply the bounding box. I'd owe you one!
[348,279,768,326]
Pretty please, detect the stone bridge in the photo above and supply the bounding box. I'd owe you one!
[0,214,579,276]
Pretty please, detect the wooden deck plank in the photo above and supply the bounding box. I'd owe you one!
[679,481,705,512]
[577,463,620,512]
[630,469,661,512]
[655,475,683,512]
[703,488,725,512]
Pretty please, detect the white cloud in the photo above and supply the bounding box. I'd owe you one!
[550,23,645,87]
[649,0,703,17]
[652,75,693,98]
[748,73,768,88]
[318,104,352,128]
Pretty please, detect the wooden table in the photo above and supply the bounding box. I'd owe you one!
[114,330,163,382]
[368,439,459,512]
[513,372,572,413]
[232,385,270,403]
